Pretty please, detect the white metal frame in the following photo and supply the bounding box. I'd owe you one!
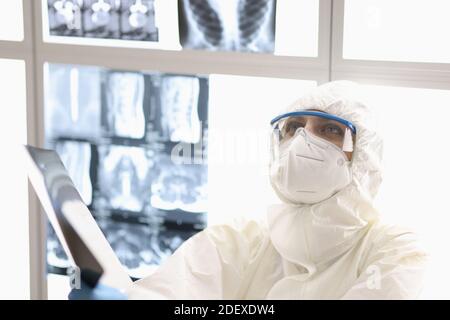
[32,0,332,80]
[0,0,449,299]
[0,0,47,300]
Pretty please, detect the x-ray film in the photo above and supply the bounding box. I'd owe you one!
[97,219,152,278]
[159,76,201,144]
[47,0,83,37]
[45,64,101,139]
[98,145,153,212]
[151,156,207,213]
[54,140,93,205]
[47,0,159,41]
[82,0,120,38]
[103,72,146,139]
[120,0,159,41]
[178,0,276,52]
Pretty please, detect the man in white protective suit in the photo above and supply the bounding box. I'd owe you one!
[72,80,427,300]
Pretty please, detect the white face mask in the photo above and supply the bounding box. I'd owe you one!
[270,128,352,204]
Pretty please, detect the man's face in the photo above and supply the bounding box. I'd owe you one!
[279,111,355,160]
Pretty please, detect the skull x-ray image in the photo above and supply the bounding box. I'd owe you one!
[82,0,120,38]
[120,0,159,41]
[47,223,70,269]
[159,76,201,144]
[178,0,276,52]
[151,156,207,213]
[48,0,83,37]
[55,141,93,205]
[98,145,154,212]
[45,64,101,139]
[103,71,146,139]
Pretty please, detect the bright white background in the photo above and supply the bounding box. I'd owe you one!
[0,0,23,41]
[344,0,450,63]
[364,85,450,299]
[0,58,29,299]
[1,0,450,299]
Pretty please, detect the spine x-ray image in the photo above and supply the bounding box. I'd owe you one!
[178,0,276,52]
[45,64,101,140]
[159,76,201,144]
[102,71,146,139]
[47,0,159,41]
[44,64,209,279]
[55,140,93,205]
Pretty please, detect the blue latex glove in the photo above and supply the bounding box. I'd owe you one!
[68,280,127,300]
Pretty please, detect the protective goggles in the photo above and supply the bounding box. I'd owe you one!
[270,110,356,152]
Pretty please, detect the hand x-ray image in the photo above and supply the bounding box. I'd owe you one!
[102,71,146,139]
[55,140,93,205]
[97,145,154,212]
[47,0,83,37]
[45,64,101,139]
[159,76,201,144]
[151,156,207,213]
[178,0,276,52]
[82,0,120,38]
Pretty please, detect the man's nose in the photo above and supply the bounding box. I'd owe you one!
[304,121,315,133]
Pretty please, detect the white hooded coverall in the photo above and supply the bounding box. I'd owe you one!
[127,81,427,299]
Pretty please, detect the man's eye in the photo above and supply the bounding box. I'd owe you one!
[323,124,344,136]
[285,121,304,135]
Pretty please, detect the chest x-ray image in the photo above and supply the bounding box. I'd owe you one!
[151,155,207,213]
[97,145,154,212]
[45,64,101,139]
[159,76,201,144]
[178,0,276,52]
[54,140,93,205]
[102,71,146,139]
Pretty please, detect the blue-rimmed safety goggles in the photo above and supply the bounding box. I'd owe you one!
[270,111,356,134]
[270,110,356,152]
